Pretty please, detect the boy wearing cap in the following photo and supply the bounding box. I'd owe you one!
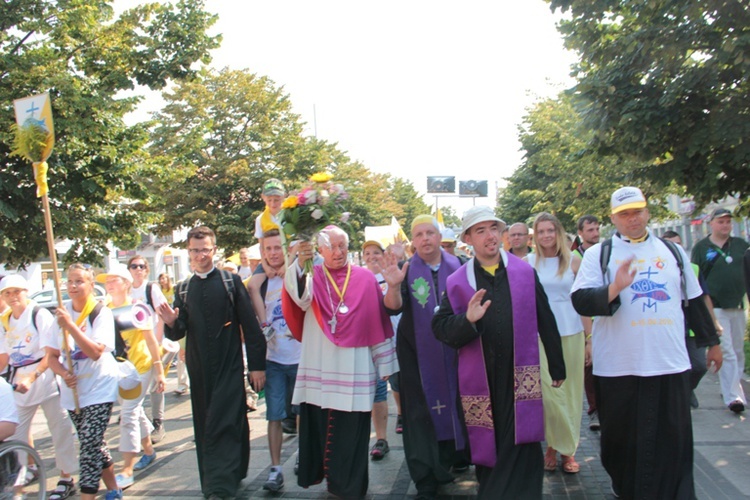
[0,274,78,499]
[430,206,565,499]
[571,187,721,499]
[691,208,749,413]
[249,178,286,333]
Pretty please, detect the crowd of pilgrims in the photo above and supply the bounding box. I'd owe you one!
[0,185,733,499]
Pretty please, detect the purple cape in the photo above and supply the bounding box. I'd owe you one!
[445,252,544,468]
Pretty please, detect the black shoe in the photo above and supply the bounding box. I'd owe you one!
[729,400,745,413]
[451,463,470,474]
[690,391,699,409]
[281,417,296,434]
[370,439,390,460]
[294,455,299,475]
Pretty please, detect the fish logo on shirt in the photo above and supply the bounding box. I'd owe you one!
[629,279,671,304]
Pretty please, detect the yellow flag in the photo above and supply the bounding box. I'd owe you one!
[434,207,445,229]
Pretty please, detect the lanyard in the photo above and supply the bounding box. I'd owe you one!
[323,263,352,305]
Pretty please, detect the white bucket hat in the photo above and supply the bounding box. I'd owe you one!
[460,206,506,242]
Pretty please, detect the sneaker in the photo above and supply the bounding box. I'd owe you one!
[281,417,296,434]
[133,452,157,471]
[729,400,745,413]
[115,473,134,489]
[104,488,123,500]
[395,415,403,434]
[21,465,39,486]
[151,419,166,443]
[48,478,77,500]
[588,411,600,431]
[690,391,699,409]
[263,469,284,492]
[294,455,299,475]
[370,439,390,460]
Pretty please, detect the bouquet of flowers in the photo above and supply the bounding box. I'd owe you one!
[279,172,351,273]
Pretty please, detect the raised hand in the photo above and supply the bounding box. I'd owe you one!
[466,289,491,324]
[382,252,408,287]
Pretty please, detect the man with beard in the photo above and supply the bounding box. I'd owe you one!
[382,215,468,500]
[430,206,565,499]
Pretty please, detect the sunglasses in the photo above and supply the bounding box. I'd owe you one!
[129,264,147,270]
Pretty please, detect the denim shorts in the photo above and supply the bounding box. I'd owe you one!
[374,372,400,403]
[265,360,298,421]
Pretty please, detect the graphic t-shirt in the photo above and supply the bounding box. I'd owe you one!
[0,301,59,406]
[572,232,701,377]
[265,276,301,365]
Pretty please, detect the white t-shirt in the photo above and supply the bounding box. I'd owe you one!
[526,254,583,337]
[0,302,60,406]
[254,212,281,240]
[131,282,168,310]
[44,303,119,410]
[374,272,401,334]
[571,232,701,377]
[0,378,19,425]
[238,266,253,280]
[265,276,301,365]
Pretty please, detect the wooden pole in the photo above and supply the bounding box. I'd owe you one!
[41,193,80,413]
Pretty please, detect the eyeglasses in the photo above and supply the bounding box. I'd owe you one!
[188,247,214,255]
[129,264,147,270]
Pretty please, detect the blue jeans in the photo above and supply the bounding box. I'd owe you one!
[265,360,298,421]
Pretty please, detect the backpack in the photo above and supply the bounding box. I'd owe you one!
[599,237,688,307]
[175,269,236,310]
[1,305,42,334]
[145,282,154,310]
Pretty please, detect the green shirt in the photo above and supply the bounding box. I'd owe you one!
[691,235,749,309]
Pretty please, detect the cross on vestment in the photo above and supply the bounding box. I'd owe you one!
[432,400,446,415]
[328,316,337,334]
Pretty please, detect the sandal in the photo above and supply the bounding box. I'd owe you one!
[544,447,557,471]
[561,455,580,474]
[49,479,77,500]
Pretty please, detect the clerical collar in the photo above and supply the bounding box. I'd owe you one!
[616,231,649,244]
[195,266,216,279]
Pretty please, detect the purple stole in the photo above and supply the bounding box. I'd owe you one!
[407,250,465,449]
[445,252,544,468]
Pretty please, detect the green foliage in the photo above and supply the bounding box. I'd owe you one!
[547,0,750,211]
[0,0,220,266]
[499,92,670,231]
[11,121,50,163]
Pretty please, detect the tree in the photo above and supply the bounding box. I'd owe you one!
[148,67,316,252]
[389,177,431,230]
[499,92,668,230]
[0,0,219,266]
[437,205,462,228]
[548,0,750,210]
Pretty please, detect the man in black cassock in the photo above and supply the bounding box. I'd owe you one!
[430,206,565,499]
[382,215,468,500]
[159,226,266,500]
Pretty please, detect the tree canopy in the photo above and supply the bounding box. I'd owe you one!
[499,92,669,230]
[548,0,750,210]
[0,0,220,266]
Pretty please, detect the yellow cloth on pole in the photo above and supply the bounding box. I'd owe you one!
[32,161,49,197]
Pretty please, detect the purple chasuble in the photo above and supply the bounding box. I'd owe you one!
[407,250,465,448]
[445,252,544,468]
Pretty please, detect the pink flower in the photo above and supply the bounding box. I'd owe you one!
[340,212,350,223]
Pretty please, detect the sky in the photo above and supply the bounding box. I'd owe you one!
[124,1,578,216]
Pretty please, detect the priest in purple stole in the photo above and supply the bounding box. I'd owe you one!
[431,207,566,499]
[382,215,469,500]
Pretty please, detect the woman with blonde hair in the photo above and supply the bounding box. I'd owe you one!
[96,264,165,490]
[526,213,585,474]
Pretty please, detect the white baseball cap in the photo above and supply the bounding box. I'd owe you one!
[95,264,133,284]
[611,186,647,214]
[0,275,29,293]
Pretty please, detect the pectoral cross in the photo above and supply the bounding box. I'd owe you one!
[432,400,446,415]
[328,315,337,334]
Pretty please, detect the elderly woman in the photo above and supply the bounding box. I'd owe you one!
[526,213,585,474]
[96,264,165,490]
[0,275,78,500]
[43,263,121,500]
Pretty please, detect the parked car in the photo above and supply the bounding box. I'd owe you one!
[30,284,106,311]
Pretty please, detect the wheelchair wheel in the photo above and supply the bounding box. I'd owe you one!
[0,440,47,499]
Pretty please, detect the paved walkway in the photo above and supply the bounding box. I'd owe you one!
[23,371,750,499]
